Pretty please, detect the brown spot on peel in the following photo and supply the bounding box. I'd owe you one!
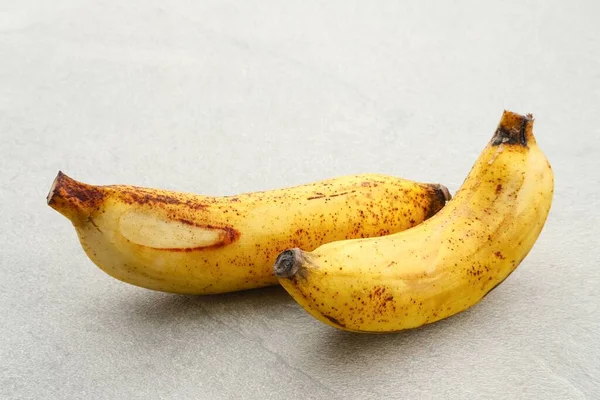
[323,314,346,328]
[361,181,377,187]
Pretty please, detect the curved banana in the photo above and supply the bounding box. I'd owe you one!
[47,172,450,294]
[274,110,554,333]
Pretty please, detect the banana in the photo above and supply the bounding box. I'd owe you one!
[274,110,554,333]
[47,172,450,294]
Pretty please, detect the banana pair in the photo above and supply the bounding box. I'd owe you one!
[48,110,554,333]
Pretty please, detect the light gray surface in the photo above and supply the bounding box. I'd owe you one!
[1,1,599,399]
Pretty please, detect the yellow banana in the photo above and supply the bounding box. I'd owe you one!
[274,110,554,333]
[47,172,450,294]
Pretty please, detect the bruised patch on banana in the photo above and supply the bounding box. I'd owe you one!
[166,225,240,252]
[118,210,240,252]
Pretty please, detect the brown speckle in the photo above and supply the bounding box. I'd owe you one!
[118,187,209,211]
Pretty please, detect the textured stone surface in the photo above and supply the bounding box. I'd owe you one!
[1,1,598,398]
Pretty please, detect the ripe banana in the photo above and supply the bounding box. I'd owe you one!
[274,110,554,333]
[47,172,450,294]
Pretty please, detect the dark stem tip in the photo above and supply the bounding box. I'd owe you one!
[47,170,67,205]
[274,248,302,278]
[491,110,534,147]
[437,184,452,203]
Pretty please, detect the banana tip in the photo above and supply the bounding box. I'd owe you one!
[274,248,302,278]
[46,170,67,206]
[46,171,105,222]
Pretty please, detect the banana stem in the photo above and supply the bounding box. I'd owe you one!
[274,248,303,278]
[47,171,105,224]
[437,184,452,203]
[491,110,535,146]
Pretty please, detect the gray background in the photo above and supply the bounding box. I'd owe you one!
[1,1,599,399]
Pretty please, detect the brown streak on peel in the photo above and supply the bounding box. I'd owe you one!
[88,217,102,233]
[176,218,241,242]
[121,189,209,210]
[323,314,346,328]
[307,195,326,200]
[176,218,201,226]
